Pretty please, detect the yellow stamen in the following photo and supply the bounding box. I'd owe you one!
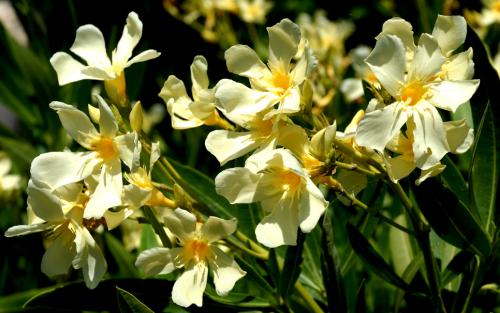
[278,169,302,192]
[104,71,128,107]
[91,136,118,162]
[183,238,211,263]
[401,81,427,107]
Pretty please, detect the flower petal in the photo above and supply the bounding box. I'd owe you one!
[205,130,262,165]
[41,230,74,277]
[201,217,237,243]
[264,86,301,119]
[73,227,107,289]
[30,152,99,189]
[215,167,262,203]
[355,102,408,152]
[4,222,53,237]
[27,179,64,221]
[172,263,208,307]
[95,95,118,138]
[84,159,122,219]
[50,52,95,85]
[191,55,210,94]
[409,34,445,81]
[209,246,246,296]
[428,80,479,113]
[125,49,161,67]
[267,18,301,68]
[385,154,415,182]
[444,119,474,154]
[135,247,183,276]
[255,195,299,247]
[115,132,138,169]
[49,101,98,148]
[376,17,416,54]
[70,25,111,70]
[104,208,134,230]
[298,179,328,233]
[113,12,142,67]
[164,208,197,243]
[225,45,268,79]
[365,35,406,97]
[443,48,475,80]
[415,163,446,185]
[431,15,466,56]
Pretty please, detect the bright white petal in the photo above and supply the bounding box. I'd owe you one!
[49,101,98,148]
[209,246,246,296]
[215,167,262,203]
[444,119,474,154]
[376,17,416,54]
[135,247,183,276]
[355,102,408,151]
[172,263,208,307]
[411,105,449,170]
[215,79,278,115]
[27,180,64,221]
[277,123,309,158]
[256,195,299,247]
[340,78,364,102]
[50,52,95,85]
[443,48,475,80]
[80,66,114,80]
[267,18,301,68]
[41,230,74,277]
[201,217,237,243]
[4,222,53,237]
[225,45,268,79]
[267,86,301,118]
[428,80,479,113]
[30,152,99,189]
[191,55,210,94]
[432,15,466,56]
[365,35,405,97]
[126,49,161,67]
[310,122,337,161]
[73,227,107,289]
[70,25,111,70]
[409,34,445,81]
[115,132,138,169]
[164,208,197,243]
[104,208,133,230]
[298,179,328,232]
[205,130,262,165]
[113,11,142,67]
[84,159,122,219]
[160,76,203,129]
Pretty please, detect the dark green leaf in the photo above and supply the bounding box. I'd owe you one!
[321,206,347,313]
[354,279,366,313]
[441,251,475,287]
[0,286,54,313]
[116,286,155,313]
[279,231,305,300]
[394,254,424,312]
[104,233,139,278]
[234,255,278,304]
[412,179,491,257]
[346,223,409,290]
[267,248,280,289]
[139,224,160,252]
[440,156,470,209]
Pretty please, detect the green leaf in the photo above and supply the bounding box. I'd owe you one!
[441,251,474,287]
[346,222,409,290]
[469,101,497,236]
[440,156,470,210]
[168,158,257,238]
[321,207,347,313]
[234,255,278,304]
[24,279,173,312]
[0,286,55,313]
[139,224,160,252]
[104,233,139,278]
[116,286,155,313]
[204,285,272,309]
[393,254,424,312]
[279,231,305,300]
[412,179,491,257]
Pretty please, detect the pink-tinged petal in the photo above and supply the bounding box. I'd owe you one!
[355,102,408,152]
[164,208,197,243]
[135,247,183,276]
[172,263,208,307]
[208,246,246,296]
[428,80,479,113]
[365,35,406,98]
[411,104,449,170]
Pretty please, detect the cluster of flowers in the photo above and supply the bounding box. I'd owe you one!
[4,11,479,308]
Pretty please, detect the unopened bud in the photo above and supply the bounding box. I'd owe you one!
[88,104,100,124]
[130,101,143,133]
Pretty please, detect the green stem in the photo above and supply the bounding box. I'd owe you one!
[335,161,382,178]
[226,236,268,260]
[143,206,171,248]
[294,282,325,313]
[460,257,480,313]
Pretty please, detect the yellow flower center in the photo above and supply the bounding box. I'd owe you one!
[249,117,274,138]
[183,238,211,263]
[492,0,500,12]
[401,81,427,107]
[277,169,302,192]
[127,168,153,190]
[91,136,118,162]
[269,67,292,95]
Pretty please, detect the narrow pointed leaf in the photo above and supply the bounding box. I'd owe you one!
[116,286,155,313]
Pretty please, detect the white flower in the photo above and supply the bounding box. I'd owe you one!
[159,56,219,129]
[50,11,160,85]
[236,0,273,24]
[5,179,107,289]
[30,96,137,219]
[135,208,245,307]
[217,18,316,120]
[215,148,328,247]
[0,152,21,196]
[355,33,479,170]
